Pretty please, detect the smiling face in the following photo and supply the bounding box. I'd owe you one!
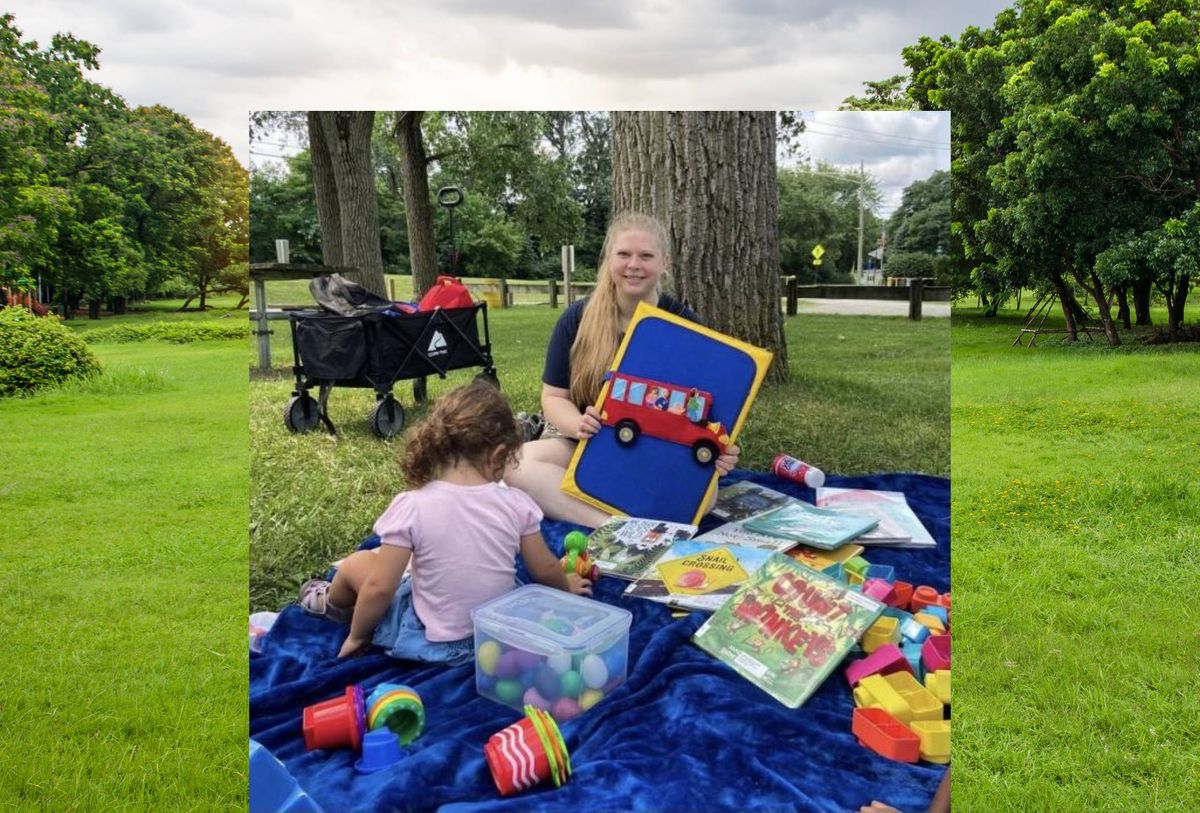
[607,229,667,304]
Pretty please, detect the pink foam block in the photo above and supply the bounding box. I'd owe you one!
[844,644,913,687]
[862,578,897,605]
[921,634,951,672]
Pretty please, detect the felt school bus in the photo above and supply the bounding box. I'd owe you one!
[599,372,730,466]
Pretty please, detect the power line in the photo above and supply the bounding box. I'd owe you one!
[802,125,951,152]
[805,119,949,147]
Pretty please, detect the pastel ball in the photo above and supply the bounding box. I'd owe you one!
[580,654,608,689]
[477,641,502,675]
[512,649,541,672]
[523,687,552,711]
[559,670,583,699]
[495,650,523,680]
[601,645,627,676]
[495,679,523,705]
[551,697,582,722]
[534,666,562,701]
[546,651,572,674]
[476,673,498,694]
[579,689,604,711]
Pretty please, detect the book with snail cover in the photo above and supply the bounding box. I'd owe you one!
[622,539,773,612]
[692,554,883,708]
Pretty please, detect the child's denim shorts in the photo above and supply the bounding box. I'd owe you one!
[371,578,474,666]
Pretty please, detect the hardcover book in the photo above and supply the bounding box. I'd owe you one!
[623,539,774,612]
[692,554,884,708]
[586,516,698,580]
[814,487,935,548]
[710,481,795,522]
[739,501,878,550]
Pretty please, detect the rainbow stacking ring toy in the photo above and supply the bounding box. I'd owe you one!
[484,705,572,796]
[365,683,425,745]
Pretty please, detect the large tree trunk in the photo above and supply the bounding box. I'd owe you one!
[611,111,789,383]
[1050,271,1079,342]
[1073,268,1120,347]
[1132,277,1153,326]
[1167,273,1189,343]
[1115,285,1131,329]
[308,112,344,267]
[394,112,439,298]
[312,112,387,296]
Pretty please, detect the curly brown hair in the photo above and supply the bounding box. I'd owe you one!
[401,382,523,488]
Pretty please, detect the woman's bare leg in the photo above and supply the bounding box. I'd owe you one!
[505,438,611,528]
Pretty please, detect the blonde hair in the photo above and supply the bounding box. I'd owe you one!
[401,382,523,487]
[568,212,670,407]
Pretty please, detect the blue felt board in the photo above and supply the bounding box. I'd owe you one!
[250,471,949,813]
[566,312,766,525]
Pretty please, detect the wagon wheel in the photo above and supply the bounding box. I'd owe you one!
[615,419,639,447]
[369,397,406,439]
[283,393,321,434]
[692,440,719,466]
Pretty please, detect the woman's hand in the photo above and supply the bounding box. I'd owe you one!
[565,573,593,596]
[338,634,371,659]
[575,405,602,440]
[715,443,740,476]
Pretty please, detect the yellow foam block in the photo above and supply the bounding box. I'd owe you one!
[924,670,950,706]
[855,674,912,723]
[911,719,951,763]
[913,612,946,635]
[861,616,900,654]
[881,671,943,722]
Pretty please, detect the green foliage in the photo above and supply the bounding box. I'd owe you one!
[839,75,917,110]
[886,170,950,256]
[0,306,100,395]
[885,251,935,279]
[84,320,247,344]
[778,163,882,282]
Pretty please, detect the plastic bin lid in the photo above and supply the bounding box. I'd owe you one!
[471,584,631,652]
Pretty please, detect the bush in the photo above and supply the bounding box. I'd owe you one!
[886,252,935,280]
[83,321,248,344]
[0,307,102,397]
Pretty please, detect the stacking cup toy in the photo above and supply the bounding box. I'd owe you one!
[366,683,425,745]
[303,685,366,751]
[484,706,572,796]
[355,728,406,774]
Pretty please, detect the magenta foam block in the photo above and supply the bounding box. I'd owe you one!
[845,643,913,687]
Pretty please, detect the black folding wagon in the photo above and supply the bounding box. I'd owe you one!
[283,297,498,439]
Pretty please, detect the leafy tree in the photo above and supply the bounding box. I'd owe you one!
[840,75,916,110]
[885,251,935,280]
[887,170,950,256]
[777,163,881,284]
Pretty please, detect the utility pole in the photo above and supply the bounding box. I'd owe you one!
[856,161,865,282]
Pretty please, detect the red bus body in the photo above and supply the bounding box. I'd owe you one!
[598,372,729,464]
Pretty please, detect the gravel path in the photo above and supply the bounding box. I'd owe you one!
[795,298,951,317]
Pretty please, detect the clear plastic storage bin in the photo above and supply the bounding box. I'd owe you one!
[471,584,632,721]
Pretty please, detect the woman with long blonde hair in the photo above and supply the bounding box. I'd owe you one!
[505,212,739,526]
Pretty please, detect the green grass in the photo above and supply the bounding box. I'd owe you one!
[0,313,247,810]
[251,308,948,611]
[952,302,1200,810]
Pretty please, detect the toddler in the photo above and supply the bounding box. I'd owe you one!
[299,382,592,664]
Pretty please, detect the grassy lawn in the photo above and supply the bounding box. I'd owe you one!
[952,301,1200,809]
[0,300,247,810]
[251,306,949,611]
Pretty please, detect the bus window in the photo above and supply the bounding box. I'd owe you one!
[628,381,647,406]
[668,390,687,414]
[686,392,706,422]
[610,377,628,402]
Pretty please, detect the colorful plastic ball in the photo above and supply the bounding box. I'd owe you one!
[546,651,572,674]
[542,616,573,636]
[551,697,582,721]
[558,669,583,699]
[522,687,552,711]
[579,689,604,711]
[511,649,541,672]
[495,650,523,680]
[477,640,502,675]
[601,645,627,677]
[580,654,608,690]
[495,679,523,705]
[476,673,498,694]
[534,666,562,701]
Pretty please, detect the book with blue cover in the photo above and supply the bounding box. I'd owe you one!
[739,500,878,550]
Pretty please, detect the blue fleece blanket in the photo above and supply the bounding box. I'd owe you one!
[250,471,949,813]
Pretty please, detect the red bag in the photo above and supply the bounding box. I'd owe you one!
[418,276,474,311]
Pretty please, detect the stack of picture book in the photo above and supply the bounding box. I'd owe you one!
[711,481,935,549]
[692,554,884,708]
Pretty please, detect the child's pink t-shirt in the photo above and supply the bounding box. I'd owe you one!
[373,480,543,641]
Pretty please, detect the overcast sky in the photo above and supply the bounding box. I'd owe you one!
[7,0,1009,215]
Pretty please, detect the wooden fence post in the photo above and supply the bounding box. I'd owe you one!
[500,278,510,307]
[786,276,798,316]
[908,279,924,321]
[549,279,558,308]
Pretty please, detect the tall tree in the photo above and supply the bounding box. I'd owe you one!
[611,111,788,383]
[393,111,439,296]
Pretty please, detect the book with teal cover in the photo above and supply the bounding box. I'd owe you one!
[740,501,878,550]
[692,554,883,708]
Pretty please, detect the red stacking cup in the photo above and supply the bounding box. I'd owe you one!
[484,708,570,796]
[303,685,366,751]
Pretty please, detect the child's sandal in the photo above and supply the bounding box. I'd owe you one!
[298,579,352,624]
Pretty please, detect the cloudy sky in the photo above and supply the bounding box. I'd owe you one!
[7,0,1010,215]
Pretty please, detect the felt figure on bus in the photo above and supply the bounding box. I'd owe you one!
[599,372,729,467]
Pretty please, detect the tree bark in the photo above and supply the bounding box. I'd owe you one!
[1050,270,1082,342]
[1167,273,1189,343]
[394,112,439,298]
[1132,277,1153,326]
[308,112,344,267]
[611,111,789,383]
[1115,284,1131,329]
[314,111,387,296]
[1073,268,1120,346]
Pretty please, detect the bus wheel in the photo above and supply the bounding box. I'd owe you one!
[692,440,718,465]
[615,419,639,447]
